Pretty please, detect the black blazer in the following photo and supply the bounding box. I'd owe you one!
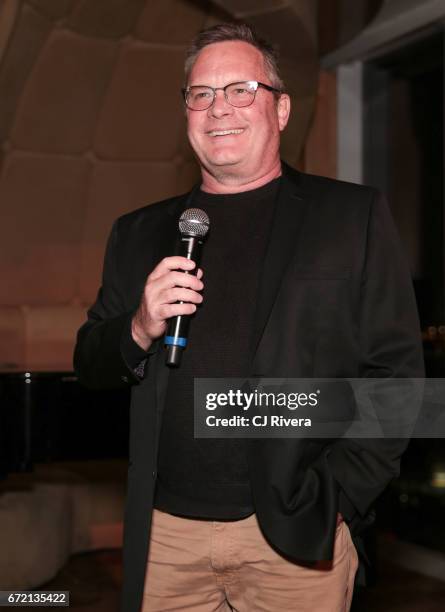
[74,163,424,612]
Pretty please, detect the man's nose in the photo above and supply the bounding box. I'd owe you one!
[208,90,233,118]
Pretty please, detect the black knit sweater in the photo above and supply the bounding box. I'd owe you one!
[154,177,281,519]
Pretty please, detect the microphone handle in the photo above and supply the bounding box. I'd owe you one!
[165,235,203,366]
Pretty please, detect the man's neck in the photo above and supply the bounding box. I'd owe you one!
[200,160,282,194]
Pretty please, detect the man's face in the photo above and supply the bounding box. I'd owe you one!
[186,41,290,185]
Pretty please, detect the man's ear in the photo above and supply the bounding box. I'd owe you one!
[277,94,291,131]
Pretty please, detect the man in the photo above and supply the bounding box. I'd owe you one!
[74,23,423,612]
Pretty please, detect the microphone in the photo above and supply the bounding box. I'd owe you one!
[165,208,210,366]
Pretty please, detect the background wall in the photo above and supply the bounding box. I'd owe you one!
[0,0,380,371]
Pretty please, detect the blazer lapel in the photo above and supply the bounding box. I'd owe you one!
[250,165,310,368]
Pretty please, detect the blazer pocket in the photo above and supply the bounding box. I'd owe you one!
[293,265,351,280]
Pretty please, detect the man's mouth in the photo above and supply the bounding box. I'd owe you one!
[207,128,245,137]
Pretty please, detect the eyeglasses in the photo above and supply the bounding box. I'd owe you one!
[182,80,282,111]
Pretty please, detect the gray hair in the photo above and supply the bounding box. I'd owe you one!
[184,23,285,92]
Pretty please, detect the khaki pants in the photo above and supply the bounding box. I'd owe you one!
[142,509,359,612]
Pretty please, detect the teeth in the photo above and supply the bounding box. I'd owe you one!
[209,129,244,136]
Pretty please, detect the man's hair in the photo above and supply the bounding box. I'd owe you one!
[184,23,285,92]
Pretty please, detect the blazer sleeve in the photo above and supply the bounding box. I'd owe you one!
[73,219,156,390]
[327,191,424,520]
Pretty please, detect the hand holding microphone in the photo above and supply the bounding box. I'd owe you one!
[131,208,209,365]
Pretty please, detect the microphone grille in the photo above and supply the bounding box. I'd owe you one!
[179,208,210,238]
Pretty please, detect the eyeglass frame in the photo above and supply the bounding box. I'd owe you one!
[182,80,283,111]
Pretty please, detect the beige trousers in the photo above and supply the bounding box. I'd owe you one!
[141,509,359,612]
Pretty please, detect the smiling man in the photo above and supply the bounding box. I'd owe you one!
[74,23,423,612]
[184,38,289,191]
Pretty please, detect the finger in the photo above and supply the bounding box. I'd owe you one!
[159,302,197,319]
[161,287,203,305]
[196,268,204,280]
[149,256,196,281]
[160,271,204,290]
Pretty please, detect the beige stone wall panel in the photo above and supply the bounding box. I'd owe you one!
[22,305,85,370]
[78,161,178,302]
[175,159,200,195]
[10,30,118,154]
[134,0,207,45]
[0,306,25,370]
[27,0,77,21]
[212,0,290,18]
[201,13,232,30]
[0,153,90,305]
[280,52,318,100]
[0,3,51,142]
[178,126,197,161]
[67,0,146,40]
[175,130,196,165]
[288,0,317,42]
[0,0,20,64]
[94,43,186,161]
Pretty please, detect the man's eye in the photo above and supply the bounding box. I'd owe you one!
[233,87,248,95]
[194,91,212,99]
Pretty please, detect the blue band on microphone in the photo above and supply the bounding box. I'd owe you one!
[165,336,187,348]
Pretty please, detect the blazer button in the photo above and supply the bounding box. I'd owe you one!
[121,375,129,383]
[152,470,157,479]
